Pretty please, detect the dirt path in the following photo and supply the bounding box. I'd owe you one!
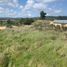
[0,26,6,30]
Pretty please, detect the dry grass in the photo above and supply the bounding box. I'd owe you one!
[0,20,67,67]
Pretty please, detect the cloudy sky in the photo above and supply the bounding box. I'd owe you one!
[0,0,66,18]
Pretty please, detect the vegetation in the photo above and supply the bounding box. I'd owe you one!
[0,15,67,27]
[32,20,50,30]
[7,19,13,28]
[0,20,67,67]
[40,11,46,19]
[0,18,34,27]
[19,18,34,25]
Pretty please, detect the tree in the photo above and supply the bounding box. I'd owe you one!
[40,11,46,19]
[7,19,12,28]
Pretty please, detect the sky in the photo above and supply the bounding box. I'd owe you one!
[0,0,67,18]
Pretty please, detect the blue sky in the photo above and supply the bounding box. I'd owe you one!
[0,0,66,18]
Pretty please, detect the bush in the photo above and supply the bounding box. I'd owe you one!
[20,18,34,25]
[7,19,12,28]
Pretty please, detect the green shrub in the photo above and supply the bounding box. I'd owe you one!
[0,21,7,26]
[7,19,12,28]
[20,18,34,25]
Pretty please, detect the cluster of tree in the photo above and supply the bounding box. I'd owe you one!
[0,18,35,27]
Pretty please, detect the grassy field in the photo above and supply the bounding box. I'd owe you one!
[0,22,67,67]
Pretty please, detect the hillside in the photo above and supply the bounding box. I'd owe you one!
[0,23,67,67]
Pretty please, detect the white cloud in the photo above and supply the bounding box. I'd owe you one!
[19,5,23,9]
[33,3,47,10]
[0,7,17,17]
[27,0,34,4]
[35,0,56,3]
[48,8,53,11]
[6,9,17,17]
[24,0,56,11]
[24,0,34,10]
[46,9,62,16]
[0,7,5,13]
[8,12,17,17]
[0,0,61,17]
[28,13,32,17]
[0,0,19,7]
[12,0,19,7]
[0,0,9,3]
[21,0,56,17]
[54,10,62,13]
[8,2,15,7]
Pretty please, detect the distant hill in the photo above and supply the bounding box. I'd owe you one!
[0,16,67,21]
[45,16,67,20]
